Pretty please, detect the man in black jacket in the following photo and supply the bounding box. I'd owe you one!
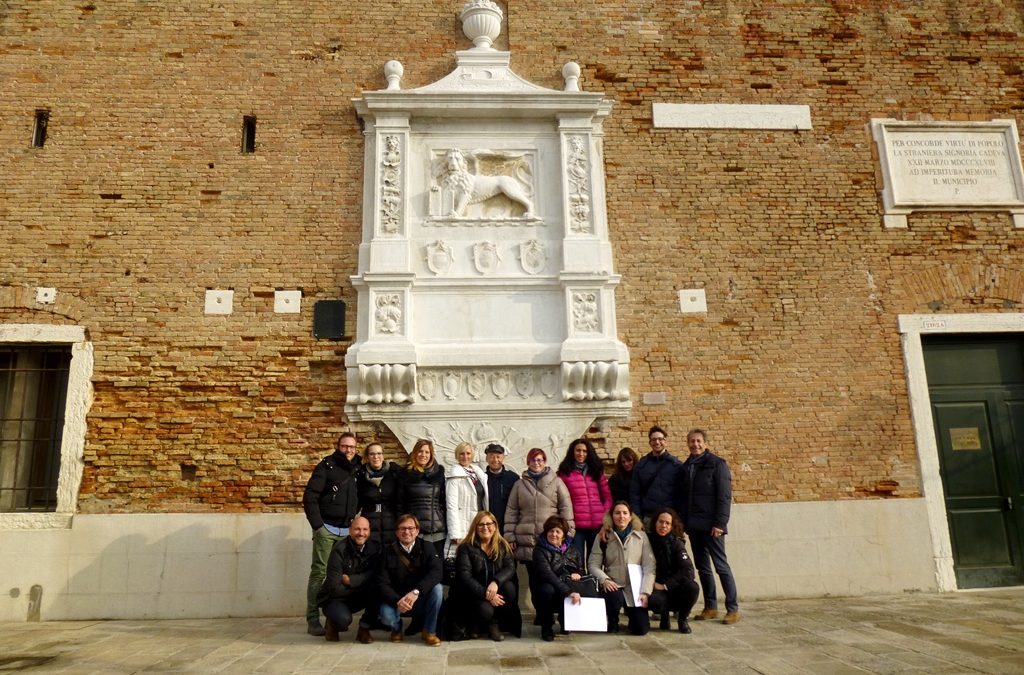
[316,515,381,643]
[484,443,519,530]
[630,425,684,520]
[377,514,444,646]
[677,427,740,625]
[303,432,361,636]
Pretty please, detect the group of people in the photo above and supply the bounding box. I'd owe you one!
[302,426,740,645]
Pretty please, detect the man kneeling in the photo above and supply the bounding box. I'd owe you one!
[316,515,380,643]
[378,514,444,646]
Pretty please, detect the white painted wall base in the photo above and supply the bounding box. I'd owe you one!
[0,499,937,622]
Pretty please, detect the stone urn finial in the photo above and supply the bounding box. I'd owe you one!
[460,0,503,50]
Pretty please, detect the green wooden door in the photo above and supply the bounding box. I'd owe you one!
[923,336,1024,588]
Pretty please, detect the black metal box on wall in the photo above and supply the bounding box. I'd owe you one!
[313,300,346,340]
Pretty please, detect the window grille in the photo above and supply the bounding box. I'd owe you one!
[0,346,71,512]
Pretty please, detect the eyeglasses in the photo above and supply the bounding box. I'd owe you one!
[477,522,496,529]
[649,437,666,443]
[528,457,545,464]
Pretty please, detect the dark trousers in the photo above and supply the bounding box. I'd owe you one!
[322,594,375,631]
[533,582,564,627]
[603,589,650,635]
[460,579,517,626]
[571,528,600,560]
[689,530,739,613]
[648,580,700,618]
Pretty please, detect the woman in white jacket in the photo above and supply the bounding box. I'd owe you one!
[446,442,490,547]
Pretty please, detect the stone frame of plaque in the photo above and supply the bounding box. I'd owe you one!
[871,118,1024,229]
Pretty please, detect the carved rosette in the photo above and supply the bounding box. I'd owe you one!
[473,241,501,275]
[374,293,403,335]
[566,136,593,234]
[518,239,547,275]
[380,135,402,235]
[572,291,600,333]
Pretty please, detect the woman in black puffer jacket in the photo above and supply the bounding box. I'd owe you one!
[531,515,587,641]
[451,510,521,641]
[398,439,447,544]
[647,508,699,634]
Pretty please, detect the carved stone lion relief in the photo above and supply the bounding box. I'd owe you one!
[430,148,536,220]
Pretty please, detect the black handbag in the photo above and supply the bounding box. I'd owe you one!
[562,574,601,598]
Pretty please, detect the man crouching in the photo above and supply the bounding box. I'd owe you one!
[315,515,380,643]
[378,514,444,646]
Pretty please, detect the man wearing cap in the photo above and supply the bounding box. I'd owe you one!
[483,443,519,531]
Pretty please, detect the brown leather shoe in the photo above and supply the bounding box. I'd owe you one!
[357,627,374,644]
[694,608,719,621]
[390,630,404,642]
[324,620,339,642]
[722,611,741,625]
[421,631,442,646]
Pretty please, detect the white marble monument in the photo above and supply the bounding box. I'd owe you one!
[346,0,631,469]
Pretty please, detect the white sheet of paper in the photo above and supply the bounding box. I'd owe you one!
[627,564,643,606]
[562,597,607,632]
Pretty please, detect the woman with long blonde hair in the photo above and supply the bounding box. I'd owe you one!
[452,510,521,641]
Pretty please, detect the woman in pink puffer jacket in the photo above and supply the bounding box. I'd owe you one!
[557,438,612,559]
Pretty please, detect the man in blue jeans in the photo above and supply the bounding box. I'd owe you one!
[303,432,361,636]
[377,514,444,646]
[677,427,740,625]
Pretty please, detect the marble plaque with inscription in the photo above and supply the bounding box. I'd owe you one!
[871,119,1024,228]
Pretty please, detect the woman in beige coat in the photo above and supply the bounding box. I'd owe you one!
[589,501,656,635]
[503,448,575,604]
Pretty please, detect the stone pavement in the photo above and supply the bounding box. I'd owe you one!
[2,588,1023,674]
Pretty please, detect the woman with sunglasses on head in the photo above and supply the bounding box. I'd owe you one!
[398,439,447,546]
[451,510,521,641]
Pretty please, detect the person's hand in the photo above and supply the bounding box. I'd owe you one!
[341,574,351,587]
[653,582,666,591]
[485,581,499,602]
[602,579,620,592]
[711,527,724,538]
[569,592,582,605]
[639,592,649,608]
[509,541,517,551]
[569,573,581,581]
[397,591,418,613]
[488,593,506,607]
[598,529,609,544]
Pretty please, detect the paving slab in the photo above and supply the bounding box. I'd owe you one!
[1,588,1023,673]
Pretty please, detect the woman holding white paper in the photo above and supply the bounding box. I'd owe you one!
[531,515,586,641]
[589,501,656,635]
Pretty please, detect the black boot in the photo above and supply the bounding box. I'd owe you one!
[541,624,555,642]
[678,617,692,634]
[488,622,504,642]
[660,613,671,631]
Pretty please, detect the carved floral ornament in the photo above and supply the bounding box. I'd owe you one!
[572,291,601,332]
[374,293,403,335]
[566,135,593,234]
[380,135,402,235]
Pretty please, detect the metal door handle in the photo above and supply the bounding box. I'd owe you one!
[1006,496,1013,510]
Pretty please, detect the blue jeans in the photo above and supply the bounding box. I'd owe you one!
[689,530,739,613]
[379,584,443,635]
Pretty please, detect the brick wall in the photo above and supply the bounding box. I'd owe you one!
[2,1,1022,512]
